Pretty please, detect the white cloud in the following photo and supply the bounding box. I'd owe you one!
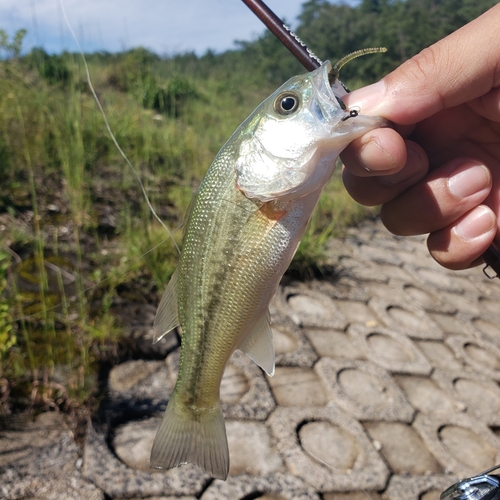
[1,0,308,55]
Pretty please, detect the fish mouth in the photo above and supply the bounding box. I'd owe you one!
[312,60,389,131]
[308,61,352,124]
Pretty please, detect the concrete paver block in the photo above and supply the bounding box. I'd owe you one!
[332,299,379,326]
[285,289,347,329]
[394,374,459,415]
[304,328,367,361]
[364,421,442,475]
[268,406,389,492]
[226,420,284,476]
[200,473,321,500]
[413,412,500,476]
[272,316,318,368]
[267,367,328,407]
[349,325,432,375]
[369,298,443,340]
[426,312,471,336]
[323,492,383,500]
[405,265,467,294]
[83,424,207,498]
[416,340,465,370]
[315,358,414,422]
[470,315,500,345]
[432,369,500,425]
[446,335,500,380]
[316,277,372,302]
[384,475,456,500]
[337,257,391,284]
[108,359,172,409]
[395,283,456,314]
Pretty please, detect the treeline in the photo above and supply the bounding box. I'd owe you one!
[167,0,498,86]
[7,0,498,92]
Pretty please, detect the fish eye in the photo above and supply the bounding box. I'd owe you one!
[274,92,300,116]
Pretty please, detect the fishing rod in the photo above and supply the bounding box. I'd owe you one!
[241,0,500,280]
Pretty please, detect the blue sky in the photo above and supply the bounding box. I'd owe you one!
[2,0,311,55]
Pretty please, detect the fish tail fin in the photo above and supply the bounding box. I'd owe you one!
[150,395,229,480]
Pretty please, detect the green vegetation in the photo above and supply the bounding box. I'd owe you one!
[0,0,496,413]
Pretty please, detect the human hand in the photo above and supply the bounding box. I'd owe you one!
[340,3,500,271]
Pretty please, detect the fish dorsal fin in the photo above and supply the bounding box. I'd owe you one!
[239,311,275,376]
[153,268,180,344]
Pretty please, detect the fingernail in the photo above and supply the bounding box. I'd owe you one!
[358,138,397,172]
[448,163,490,199]
[455,206,496,239]
[343,80,386,114]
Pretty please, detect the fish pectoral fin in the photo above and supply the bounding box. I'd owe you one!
[152,268,180,344]
[239,310,275,376]
[150,396,229,480]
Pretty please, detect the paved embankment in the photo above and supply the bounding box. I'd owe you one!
[2,218,500,500]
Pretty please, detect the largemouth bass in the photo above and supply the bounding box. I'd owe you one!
[150,60,385,479]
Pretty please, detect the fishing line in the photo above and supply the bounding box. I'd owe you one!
[302,439,375,500]
[7,0,182,324]
[57,0,180,255]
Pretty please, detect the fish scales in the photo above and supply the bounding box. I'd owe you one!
[150,61,386,479]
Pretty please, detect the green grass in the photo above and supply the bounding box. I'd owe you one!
[0,45,375,413]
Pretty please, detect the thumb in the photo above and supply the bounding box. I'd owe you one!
[344,3,500,125]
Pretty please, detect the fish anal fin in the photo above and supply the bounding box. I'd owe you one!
[150,395,229,480]
[239,311,275,376]
[153,268,180,344]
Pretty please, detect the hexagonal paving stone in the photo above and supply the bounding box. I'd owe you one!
[113,418,159,471]
[286,291,347,329]
[398,283,456,314]
[226,420,284,476]
[200,473,321,500]
[352,243,404,267]
[107,359,172,412]
[364,282,403,303]
[330,300,379,327]
[83,424,207,498]
[268,406,389,492]
[323,492,383,500]
[369,298,443,340]
[267,367,328,407]
[432,369,500,425]
[317,277,371,302]
[415,341,464,371]
[363,422,442,475]
[315,359,414,422]
[437,291,481,316]
[304,328,366,360]
[405,266,466,294]
[349,325,431,375]
[337,257,392,284]
[471,316,500,344]
[477,296,500,320]
[272,317,317,367]
[384,475,456,500]
[413,412,500,476]
[446,336,500,380]
[426,312,471,336]
[393,375,459,415]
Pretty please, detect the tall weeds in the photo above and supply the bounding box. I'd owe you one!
[0,45,371,412]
